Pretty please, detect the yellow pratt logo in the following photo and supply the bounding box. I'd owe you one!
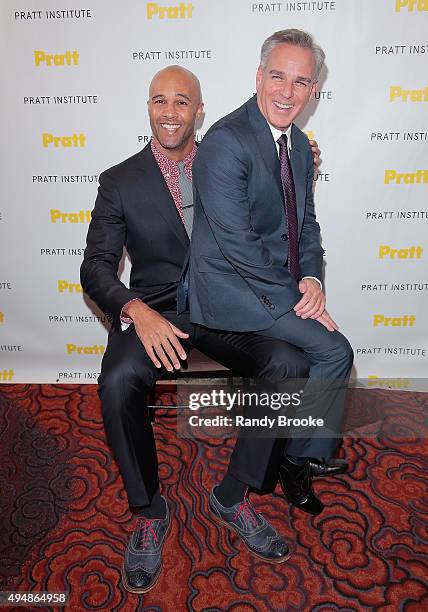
[34,50,79,66]
[373,314,415,327]
[51,209,91,223]
[146,2,194,19]
[384,169,428,184]
[368,376,410,389]
[378,245,423,259]
[43,133,86,148]
[0,369,14,382]
[67,344,105,355]
[390,86,428,101]
[0,311,4,323]
[395,0,428,11]
[58,280,83,293]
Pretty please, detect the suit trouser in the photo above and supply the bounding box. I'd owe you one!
[256,309,354,459]
[98,310,309,507]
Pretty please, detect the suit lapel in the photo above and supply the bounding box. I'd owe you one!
[246,97,306,233]
[246,96,284,202]
[136,145,189,249]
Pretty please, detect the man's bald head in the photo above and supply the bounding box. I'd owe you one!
[149,65,202,103]
[147,65,204,161]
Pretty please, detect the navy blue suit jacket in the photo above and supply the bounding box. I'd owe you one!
[187,95,324,332]
[81,144,189,329]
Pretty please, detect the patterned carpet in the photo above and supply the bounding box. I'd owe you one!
[0,384,427,612]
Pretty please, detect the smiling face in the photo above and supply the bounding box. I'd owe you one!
[256,43,317,130]
[148,66,204,161]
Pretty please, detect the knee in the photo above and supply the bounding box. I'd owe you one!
[330,333,354,368]
[98,356,154,408]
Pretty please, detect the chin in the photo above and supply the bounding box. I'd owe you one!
[269,113,290,129]
[157,136,180,148]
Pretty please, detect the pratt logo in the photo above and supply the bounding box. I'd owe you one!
[384,169,428,184]
[378,245,423,259]
[146,2,194,19]
[51,209,91,223]
[390,86,428,102]
[34,50,79,67]
[368,376,410,389]
[67,343,105,355]
[0,369,14,382]
[43,133,86,148]
[58,280,83,293]
[395,0,428,11]
[373,314,415,327]
[0,311,4,323]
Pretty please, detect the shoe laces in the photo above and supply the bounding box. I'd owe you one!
[233,498,259,528]
[137,517,159,549]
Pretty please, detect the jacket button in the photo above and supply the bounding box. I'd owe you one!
[281,233,287,241]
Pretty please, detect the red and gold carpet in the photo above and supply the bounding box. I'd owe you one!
[0,384,427,611]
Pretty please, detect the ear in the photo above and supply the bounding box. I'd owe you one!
[311,81,318,97]
[196,102,204,118]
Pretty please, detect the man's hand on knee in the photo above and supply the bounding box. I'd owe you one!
[294,278,325,320]
[314,310,339,332]
[123,300,188,371]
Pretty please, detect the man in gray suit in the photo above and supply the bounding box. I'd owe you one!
[187,30,353,524]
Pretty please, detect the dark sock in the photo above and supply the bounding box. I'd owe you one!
[286,454,309,466]
[139,489,166,519]
[215,472,247,507]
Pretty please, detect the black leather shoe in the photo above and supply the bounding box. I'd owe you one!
[278,458,324,516]
[121,500,170,593]
[309,457,348,478]
[209,487,291,564]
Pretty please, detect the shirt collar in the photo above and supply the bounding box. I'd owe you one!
[268,123,293,153]
[151,138,197,178]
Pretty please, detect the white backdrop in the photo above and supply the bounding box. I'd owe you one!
[1,0,427,386]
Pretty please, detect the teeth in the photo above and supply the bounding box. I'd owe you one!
[274,102,293,109]
[161,123,180,129]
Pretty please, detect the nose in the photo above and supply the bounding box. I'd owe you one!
[279,79,293,99]
[162,101,178,117]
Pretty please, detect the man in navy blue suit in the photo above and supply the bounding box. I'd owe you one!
[188,29,353,530]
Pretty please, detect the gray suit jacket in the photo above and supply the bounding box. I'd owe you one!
[187,95,324,332]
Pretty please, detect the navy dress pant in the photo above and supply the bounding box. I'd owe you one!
[98,310,309,507]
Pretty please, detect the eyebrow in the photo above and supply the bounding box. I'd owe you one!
[151,93,192,101]
[269,69,312,83]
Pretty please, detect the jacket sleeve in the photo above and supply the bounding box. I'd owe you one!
[80,171,140,325]
[298,146,325,281]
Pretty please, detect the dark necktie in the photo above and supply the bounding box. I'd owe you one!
[277,134,300,281]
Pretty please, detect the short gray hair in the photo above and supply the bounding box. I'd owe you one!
[260,29,325,81]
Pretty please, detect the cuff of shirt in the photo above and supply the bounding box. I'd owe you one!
[302,276,322,289]
[120,298,141,330]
